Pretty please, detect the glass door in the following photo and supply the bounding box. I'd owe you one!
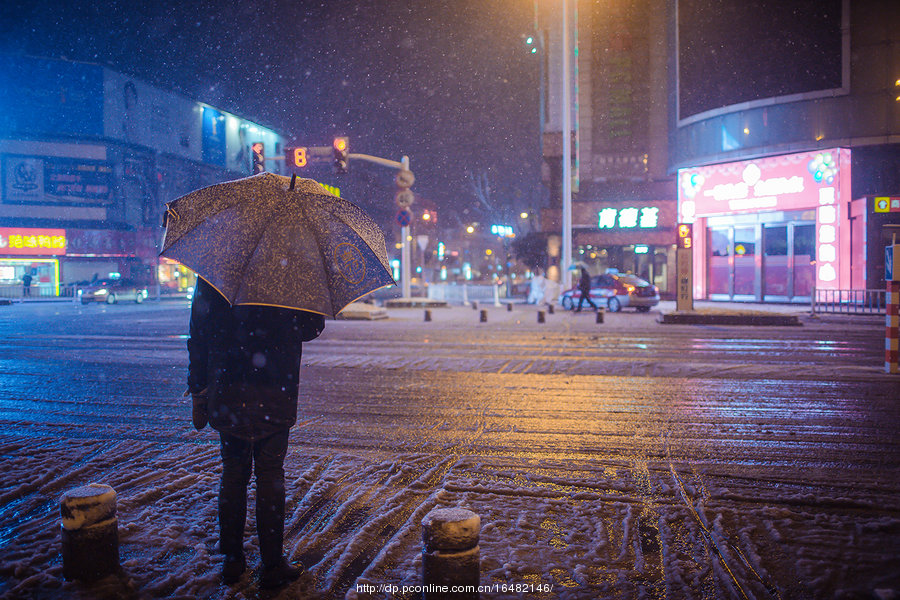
[708,228,731,297]
[733,227,757,298]
[792,224,815,299]
[763,225,789,300]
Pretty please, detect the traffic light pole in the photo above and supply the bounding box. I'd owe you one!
[347,153,414,299]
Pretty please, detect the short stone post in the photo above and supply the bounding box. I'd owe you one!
[424,309,432,322]
[422,507,480,599]
[547,303,555,314]
[537,310,545,323]
[506,302,513,312]
[596,308,605,324]
[479,309,488,323]
[60,483,119,582]
[472,301,478,311]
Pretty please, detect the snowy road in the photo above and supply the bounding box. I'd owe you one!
[0,301,898,599]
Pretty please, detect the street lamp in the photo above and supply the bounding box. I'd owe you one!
[561,0,573,289]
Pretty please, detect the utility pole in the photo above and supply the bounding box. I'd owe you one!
[349,152,416,299]
[561,0,573,288]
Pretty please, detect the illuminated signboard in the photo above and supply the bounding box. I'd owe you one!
[678,148,851,290]
[491,225,515,238]
[597,206,660,229]
[0,228,66,255]
[874,197,900,213]
[677,223,693,249]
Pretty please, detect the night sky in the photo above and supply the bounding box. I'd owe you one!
[0,0,544,227]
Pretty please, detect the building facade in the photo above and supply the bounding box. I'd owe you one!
[540,0,676,297]
[0,54,285,298]
[671,0,900,302]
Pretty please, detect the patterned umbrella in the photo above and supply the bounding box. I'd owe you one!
[160,172,395,317]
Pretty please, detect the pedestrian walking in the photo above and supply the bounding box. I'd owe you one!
[21,273,32,297]
[187,277,325,589]
[575,267,599,312]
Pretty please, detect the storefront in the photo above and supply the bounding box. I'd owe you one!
[0,227,65,297]
[572,200,677,296]
[849,195,900,289]
[678,148,852,303]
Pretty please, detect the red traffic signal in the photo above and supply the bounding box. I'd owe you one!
[677,223,693,249]
[332,137,349,174]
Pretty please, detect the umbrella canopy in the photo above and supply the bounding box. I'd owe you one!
[160,172,396,317]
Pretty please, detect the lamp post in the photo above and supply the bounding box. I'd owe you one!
[561,0,573,289]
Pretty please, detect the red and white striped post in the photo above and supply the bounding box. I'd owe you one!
[887,280,899,374]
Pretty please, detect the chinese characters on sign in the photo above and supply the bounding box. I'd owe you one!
[0,228,66,255]
[597,206,660,230]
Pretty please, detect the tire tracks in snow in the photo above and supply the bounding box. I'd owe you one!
[285,453,457,598]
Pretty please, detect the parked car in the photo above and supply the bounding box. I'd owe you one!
[559,271,659,312]
[78,278,148,304]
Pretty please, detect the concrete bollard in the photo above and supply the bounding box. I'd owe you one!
[425,309,432,322]
[479,309,487,323]
[547,303,555,314]
[506,302,513,312]
[537,310,546,323]
[596,308,605,324]
[422,507,480,599]
[472,301,478,311]
[60,483,119,582]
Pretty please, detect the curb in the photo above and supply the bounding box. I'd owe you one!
[657,312,802,326]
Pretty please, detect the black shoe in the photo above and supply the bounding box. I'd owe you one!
[222,556,246,585]
[259,558,304,590]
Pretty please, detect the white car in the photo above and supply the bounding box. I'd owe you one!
[560,272,659,312]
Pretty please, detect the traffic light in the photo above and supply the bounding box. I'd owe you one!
[332,136,349,174]
[285,147,308,169]
[251,142,265,174]
[677,223,693,249]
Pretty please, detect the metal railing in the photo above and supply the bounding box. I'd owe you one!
[812,288,886,315]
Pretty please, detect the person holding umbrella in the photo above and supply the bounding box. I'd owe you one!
[165,173,395,589]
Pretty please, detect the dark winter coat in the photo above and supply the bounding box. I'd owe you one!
[187,278,325,441]
[578,269,592,294]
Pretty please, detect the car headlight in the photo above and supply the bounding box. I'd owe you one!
[95,289,108,295]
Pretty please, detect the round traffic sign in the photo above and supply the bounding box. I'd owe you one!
[396,209,412,226]
[395,169,415,189]
[395,189,415,208]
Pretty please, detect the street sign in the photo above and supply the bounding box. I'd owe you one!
[676,247,693,311]
[887,243,899,281]
[395,189,414,208]
[395,169,415,189]
[397,209,412,227]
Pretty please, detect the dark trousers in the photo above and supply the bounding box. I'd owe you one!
[219,429,290,568]
[576,291,598,311]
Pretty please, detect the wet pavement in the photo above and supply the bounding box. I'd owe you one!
[0,300,897,599]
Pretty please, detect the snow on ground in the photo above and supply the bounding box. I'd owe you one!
[0,302,898,599]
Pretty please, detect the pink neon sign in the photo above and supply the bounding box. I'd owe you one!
[678,148,852,291]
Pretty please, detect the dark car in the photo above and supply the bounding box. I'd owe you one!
[559,271,659,312]
[78,278,148,304]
